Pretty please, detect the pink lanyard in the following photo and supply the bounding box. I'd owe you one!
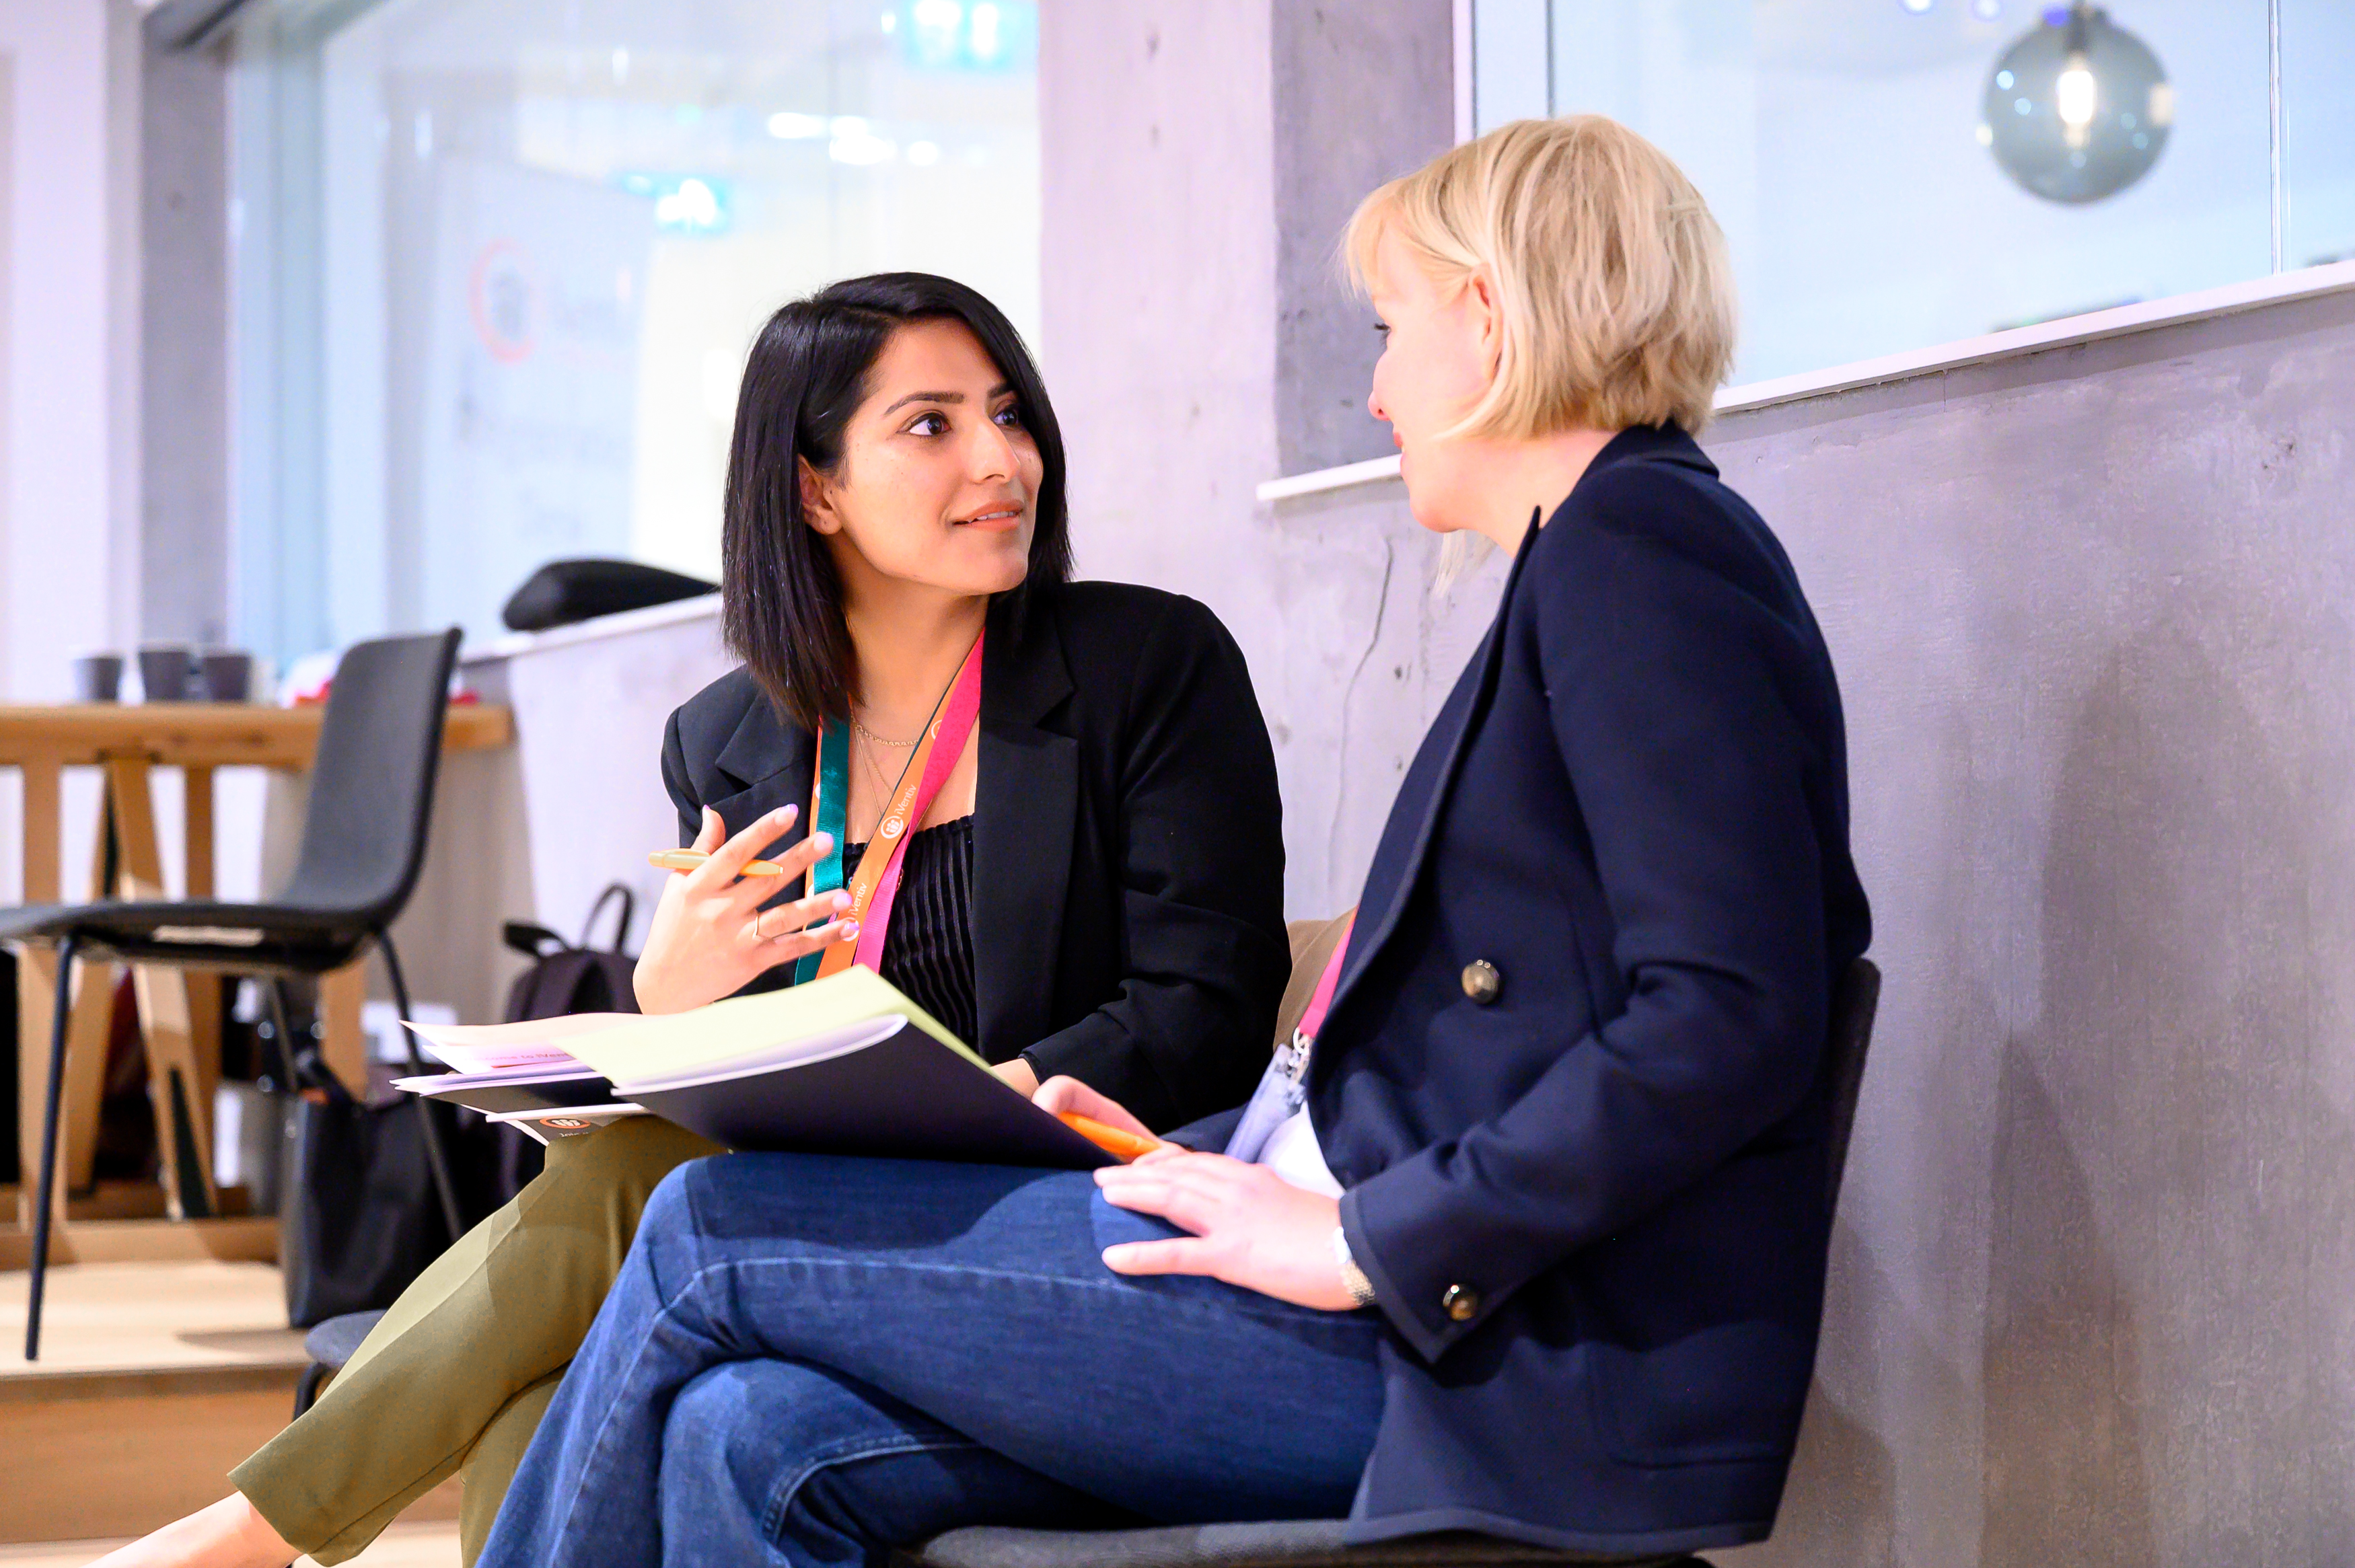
[1295,916,1354,1047]
[811,633,985,982]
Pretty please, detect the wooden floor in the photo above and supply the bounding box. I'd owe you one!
[0,1519,460,1567]
[1,1183,280,1273]
[0,1263,457,1547]
[0,1260,304,1375]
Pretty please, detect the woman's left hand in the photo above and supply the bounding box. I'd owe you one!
[1094,1152,1359,1311]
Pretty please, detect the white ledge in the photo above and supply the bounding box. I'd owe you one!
[1257,453,1406,503]
[1256,258,2355,504]
[461,592,721,665]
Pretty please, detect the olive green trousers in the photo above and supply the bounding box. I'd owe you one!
[231,1116,722,1566]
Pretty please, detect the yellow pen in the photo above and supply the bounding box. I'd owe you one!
[648,849,788,878]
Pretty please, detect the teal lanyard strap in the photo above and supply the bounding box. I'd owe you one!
[790,717,853,985]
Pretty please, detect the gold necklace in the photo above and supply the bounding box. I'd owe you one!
[854,738,898,842]
[851,714,919,748]
[848,713,920,841]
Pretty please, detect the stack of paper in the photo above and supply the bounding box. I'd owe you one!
[391,969,1112,1168]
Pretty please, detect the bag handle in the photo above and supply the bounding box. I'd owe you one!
[578,882,637,954]
[503,921,566,959]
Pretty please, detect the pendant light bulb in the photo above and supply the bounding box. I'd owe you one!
[2056,54,2096,142]
[2056,53,2095,146]
[2056,58,2095,124]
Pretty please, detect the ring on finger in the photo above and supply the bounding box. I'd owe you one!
[752,907,770,940]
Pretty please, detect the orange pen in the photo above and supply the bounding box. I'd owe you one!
[1057,1113,1165,1163]
[649,850,787,877]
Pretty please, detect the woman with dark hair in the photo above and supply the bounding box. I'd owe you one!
[97,273,1291,1568]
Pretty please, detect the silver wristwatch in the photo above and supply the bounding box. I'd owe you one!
[1332,1226,1379,1309]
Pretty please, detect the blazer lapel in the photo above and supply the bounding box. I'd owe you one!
[970,597,1078,1056]
[1329,428,1705,1007]
[1329,515,1540,1009]
[706,696,817,858]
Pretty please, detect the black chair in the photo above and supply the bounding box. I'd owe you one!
[904,957,1883,1568]
[2,630,469,1360]
[292,1305,388,1419]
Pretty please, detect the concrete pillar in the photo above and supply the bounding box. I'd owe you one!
[140,26,230,648]
[1273,1,1453,474]
[1041,0,1461,915]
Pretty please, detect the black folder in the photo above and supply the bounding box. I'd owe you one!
[622,1020,1113,1169]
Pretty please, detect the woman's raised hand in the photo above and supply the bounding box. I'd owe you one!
[633,806,859,1014]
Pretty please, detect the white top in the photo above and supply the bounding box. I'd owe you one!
[1260,1104,1343,1197]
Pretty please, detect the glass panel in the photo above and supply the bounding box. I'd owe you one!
[2282,0,2355,270]
[1476,1,2282,387]
[231,0,1040,661]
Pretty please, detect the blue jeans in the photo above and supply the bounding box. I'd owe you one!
[478,1152,1386,1568]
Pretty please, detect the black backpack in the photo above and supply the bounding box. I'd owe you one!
[282,886,645,1327]
[472,883,641,1205]
[503,883,641,1022]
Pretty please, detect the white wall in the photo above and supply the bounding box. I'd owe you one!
[0,0,145,907]
[0,0,131,704]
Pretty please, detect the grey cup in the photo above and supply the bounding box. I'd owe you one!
[137,644,195,702]
[200,649,254,703]
[72,652,124,703]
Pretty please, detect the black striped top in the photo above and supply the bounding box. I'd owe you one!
[840,816,978,1047]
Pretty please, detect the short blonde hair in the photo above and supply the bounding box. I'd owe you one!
[1345,115,1736,437]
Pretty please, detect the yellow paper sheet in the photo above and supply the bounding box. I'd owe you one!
[562,967,988,1086]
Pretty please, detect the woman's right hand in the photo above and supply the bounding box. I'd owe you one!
[633,806,859,1014]
[1029,1075,1156,1143]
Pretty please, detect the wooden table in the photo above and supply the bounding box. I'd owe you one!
[3,703,513,1232]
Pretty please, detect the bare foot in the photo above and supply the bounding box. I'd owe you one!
[87,1495,298,1568]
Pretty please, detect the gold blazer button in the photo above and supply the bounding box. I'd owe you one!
[1443,1284,1481,1322]
[1461,960,1502,1004]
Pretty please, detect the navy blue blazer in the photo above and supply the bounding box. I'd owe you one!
[1321,426,1871,1554]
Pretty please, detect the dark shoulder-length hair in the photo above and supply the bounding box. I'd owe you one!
[721,272,1072,731]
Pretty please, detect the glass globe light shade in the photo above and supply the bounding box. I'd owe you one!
[1981,3,2169,204]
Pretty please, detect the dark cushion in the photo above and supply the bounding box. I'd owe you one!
[501,558,716,633]
[912,1522,1700,1568]
[302,1309,388,1370]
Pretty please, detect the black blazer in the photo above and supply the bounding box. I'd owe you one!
[659,583,1291,1133]
[1317,426,1872,1553]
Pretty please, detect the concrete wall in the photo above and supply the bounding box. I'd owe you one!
[1272,1,1453,474]
[1702,285,2355,1567]
[1042,0,1463,919]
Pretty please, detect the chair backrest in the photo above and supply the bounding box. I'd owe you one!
[277,630,462,928]
[1821,956,1882,1219]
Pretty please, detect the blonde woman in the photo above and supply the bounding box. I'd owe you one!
[476,118,1871,1566]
